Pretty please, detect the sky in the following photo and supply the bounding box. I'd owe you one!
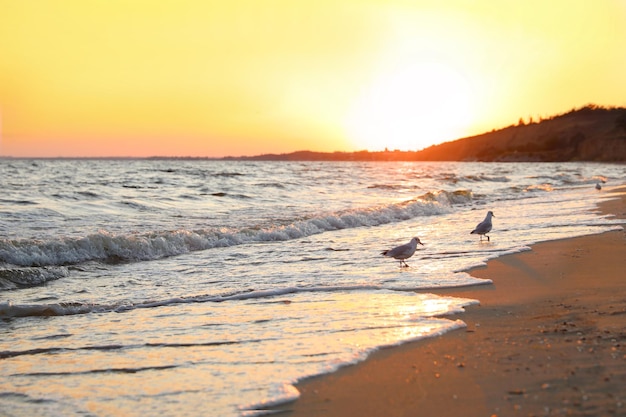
[1,0,626,158]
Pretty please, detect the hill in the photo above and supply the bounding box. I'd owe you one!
[416,105,626,162]
[229,105,626,162]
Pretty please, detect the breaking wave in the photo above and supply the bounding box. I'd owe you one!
[0,190,472,271]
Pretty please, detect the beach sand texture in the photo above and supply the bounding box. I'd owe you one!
[274,188,626,417]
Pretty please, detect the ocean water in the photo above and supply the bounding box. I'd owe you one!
[0,159,624,416]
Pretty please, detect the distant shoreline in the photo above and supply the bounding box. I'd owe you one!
[3,105,625,162]
[2,151,625,162]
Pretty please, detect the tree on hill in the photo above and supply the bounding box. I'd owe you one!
[616,110,626,132]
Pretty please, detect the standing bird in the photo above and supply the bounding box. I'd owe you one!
[471,211,495,241]
[381,237,424,267]
[595,182,602,190]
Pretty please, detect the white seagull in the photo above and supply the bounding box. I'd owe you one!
[471,211,495,241]
[381,237,423,267]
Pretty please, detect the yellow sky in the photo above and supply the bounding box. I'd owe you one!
[1,0,625,157]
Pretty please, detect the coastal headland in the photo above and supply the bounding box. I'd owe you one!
[227,105,626,162]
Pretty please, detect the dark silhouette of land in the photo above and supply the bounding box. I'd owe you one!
[226,105,626,162]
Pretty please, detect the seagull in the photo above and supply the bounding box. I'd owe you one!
[381,237,423,267]
[471,211,494,241]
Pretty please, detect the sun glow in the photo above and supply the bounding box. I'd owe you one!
[2,1,626,157]
[345,62,474,152]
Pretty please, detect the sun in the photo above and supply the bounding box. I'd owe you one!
[345,62,474,151]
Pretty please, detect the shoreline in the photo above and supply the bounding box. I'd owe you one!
[270,188,626,416]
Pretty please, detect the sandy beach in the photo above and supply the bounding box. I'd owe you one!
[273,188,626,417]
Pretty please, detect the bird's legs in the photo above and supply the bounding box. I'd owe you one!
[400,260,409,268]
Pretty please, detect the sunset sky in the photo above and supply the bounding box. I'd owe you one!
[1,0,625,158]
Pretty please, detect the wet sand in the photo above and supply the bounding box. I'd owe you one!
[272,188,626,417]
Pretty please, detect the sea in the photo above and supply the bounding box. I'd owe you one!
[1,159,624,417]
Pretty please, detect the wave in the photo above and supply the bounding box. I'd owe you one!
[524,183,554,192]
[459,174,510,183]
[0,267,69,290]
[15,364,180,377]
[526,173,610,187]
[0,189,472,270]
[0,276,490,318]
[437,173,511,184]
[0,340,254,361]
[0,198,38,206]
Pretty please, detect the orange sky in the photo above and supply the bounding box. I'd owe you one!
[1,0,625,157]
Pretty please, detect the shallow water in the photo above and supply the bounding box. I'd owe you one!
[1,159,624,416]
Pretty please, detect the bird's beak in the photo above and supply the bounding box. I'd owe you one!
[419,241,424,245]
